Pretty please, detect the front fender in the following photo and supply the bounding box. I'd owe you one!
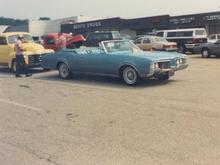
[56,58,70,69]
[118,61,145,77]
[8,53,16,68]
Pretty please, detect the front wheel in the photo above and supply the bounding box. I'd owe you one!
[201,49,210,58]
[11,60,16,73]
[58,63,71,79]
[122,66,139,85]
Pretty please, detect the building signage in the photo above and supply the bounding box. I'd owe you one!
[150,18,161,24]
[73,21,102,30]
[169,17,195,25]
[204,14,220,21]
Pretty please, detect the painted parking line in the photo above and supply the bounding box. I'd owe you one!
[0,99,42,112]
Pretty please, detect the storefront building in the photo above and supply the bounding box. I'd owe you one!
[61,11,220,36]
[169,11,220,34]
[61,15,169,37]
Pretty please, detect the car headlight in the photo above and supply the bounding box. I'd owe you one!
[154,63,159,69]
[149,63,154,71]
[176,59,180,65]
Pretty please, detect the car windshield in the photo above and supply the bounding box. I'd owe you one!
[8,34,34,44]
[102,40,140,53]
[153,37,168,42]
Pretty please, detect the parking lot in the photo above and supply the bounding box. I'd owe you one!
[0,54,220,165]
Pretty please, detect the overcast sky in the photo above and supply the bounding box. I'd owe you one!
[0,0,220,20]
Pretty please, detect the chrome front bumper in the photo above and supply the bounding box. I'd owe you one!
[173,63,188,71]
[145,63,188,78]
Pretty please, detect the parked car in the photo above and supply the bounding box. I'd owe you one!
[42,40,188,85]
[44,33,85,51]
[134,36,177,51]
[208,34,220,43]
[193,40,220,58]
[84,31,122,47]
[156,28,207,53]
[0,32,54,72]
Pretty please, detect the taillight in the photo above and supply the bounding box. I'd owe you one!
[163,45,168,49]
[192,38,196,43]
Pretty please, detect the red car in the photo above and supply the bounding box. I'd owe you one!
[43,33,85,51]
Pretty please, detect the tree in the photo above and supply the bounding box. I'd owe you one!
[0,17,28,26]
[38,17,51,21]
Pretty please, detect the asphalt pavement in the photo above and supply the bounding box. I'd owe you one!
[0,55,220,165]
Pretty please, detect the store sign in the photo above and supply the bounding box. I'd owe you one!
[73,21,102,30]
[204,15,220,21]
[61,20,76,25]
[150,18,161,24]
[169,17,195,25]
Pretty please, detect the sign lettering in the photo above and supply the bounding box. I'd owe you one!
[169,17,195,25]
[73,21,102,30]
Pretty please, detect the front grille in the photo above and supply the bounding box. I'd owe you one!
[182,58,187,64]
[28,54,43,65]
[158,61,170,69]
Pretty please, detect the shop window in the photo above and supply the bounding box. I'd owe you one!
[167,32,177,37]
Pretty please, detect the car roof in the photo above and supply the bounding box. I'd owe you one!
[91,31,119,33]
[138,35,164,39]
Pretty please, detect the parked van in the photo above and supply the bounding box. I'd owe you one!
[156,28,207,53]
[0,32,54,71]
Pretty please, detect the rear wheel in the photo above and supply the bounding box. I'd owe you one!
[122,66,139,85]
[58,63,71,79]
[201,49,210,58]
[11,60,16,73]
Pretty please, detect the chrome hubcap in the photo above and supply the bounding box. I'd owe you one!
[127,71,135,81]
[123,67,137,85]
[202,50,208,57]
[60,64,69,78]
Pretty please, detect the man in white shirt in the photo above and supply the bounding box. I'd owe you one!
[14,36,32,77]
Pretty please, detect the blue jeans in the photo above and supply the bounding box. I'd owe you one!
[15,55,29,76]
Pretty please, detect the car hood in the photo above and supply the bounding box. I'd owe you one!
[23,43,52,54]
[131,50,186,61]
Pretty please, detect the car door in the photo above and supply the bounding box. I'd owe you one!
[0,36,9,65]
[212,40,220,55]
[77,49,114,75]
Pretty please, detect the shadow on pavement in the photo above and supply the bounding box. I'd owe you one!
[33,71,178,89]
[0,67,49,75]
[0,66,180,88]
[188,54,220,59]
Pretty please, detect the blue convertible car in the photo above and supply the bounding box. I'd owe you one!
[42,40,188,85]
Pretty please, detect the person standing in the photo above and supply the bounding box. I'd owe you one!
[14,36,32,77]
[58,32,67,50]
